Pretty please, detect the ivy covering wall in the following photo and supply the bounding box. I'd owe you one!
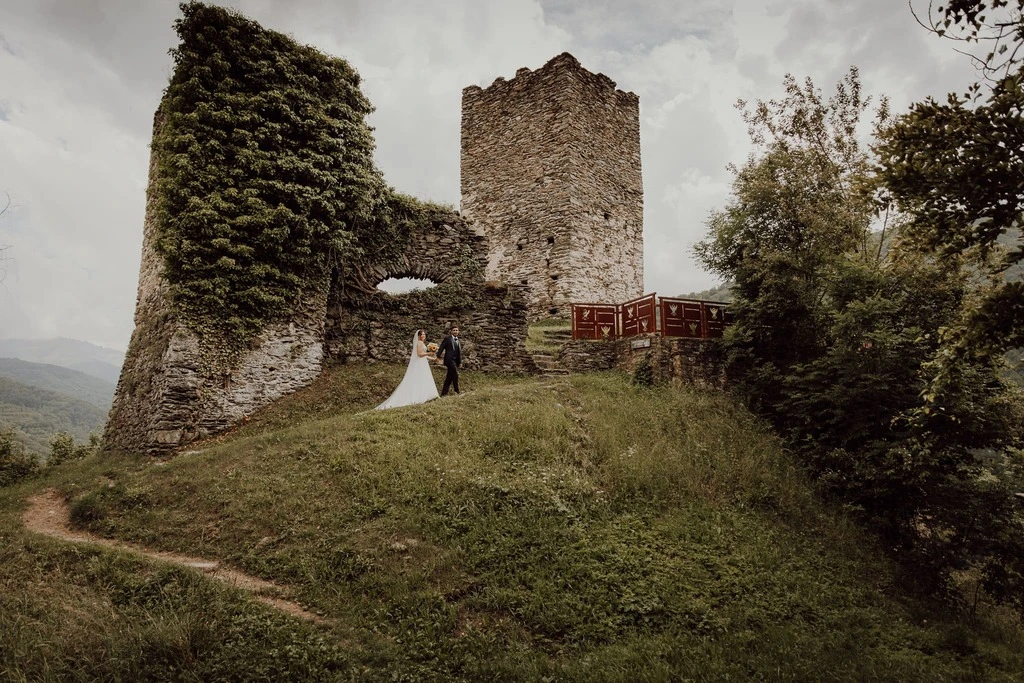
[153,2,407,355]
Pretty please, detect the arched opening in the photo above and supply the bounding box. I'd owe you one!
[376,277,438,294]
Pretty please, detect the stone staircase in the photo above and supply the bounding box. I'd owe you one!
[540,328,572,345]
[528,325,573,377]
[531,352,570,377]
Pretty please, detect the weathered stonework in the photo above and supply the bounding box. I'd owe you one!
[107,112,536,455]
[461,53,644,320]
[325,213,537,374]
[106,46,649,455]
[104,113,328,455]
[655,338,727,390]
[559,336,726,389]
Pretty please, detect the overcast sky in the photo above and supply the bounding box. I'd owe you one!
[0,0,978,351]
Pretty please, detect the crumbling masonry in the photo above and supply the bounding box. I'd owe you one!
[106,46,645,455]
[461,52,644,320]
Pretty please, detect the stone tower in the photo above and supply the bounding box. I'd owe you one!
[460,53,644,320]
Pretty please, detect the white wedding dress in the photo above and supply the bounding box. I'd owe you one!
[375,332,440,410]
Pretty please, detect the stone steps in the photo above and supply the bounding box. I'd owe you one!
[531,351,570,377]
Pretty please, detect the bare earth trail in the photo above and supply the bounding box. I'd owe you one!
[22,488,329,625]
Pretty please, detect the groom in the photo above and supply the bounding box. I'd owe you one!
[436,325,462,396]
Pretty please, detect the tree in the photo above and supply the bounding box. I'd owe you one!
[696,68,1024,606]
[0,429,38,488]
[695,67,887,417]
[910,0,1024,83]
[879,3,1024,398]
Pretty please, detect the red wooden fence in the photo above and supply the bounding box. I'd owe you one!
[620,293,657,338]
[659,297,728,339]
[571,303,618,340]
[571,293,731,340]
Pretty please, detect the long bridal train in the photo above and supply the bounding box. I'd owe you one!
[375,330,440,410]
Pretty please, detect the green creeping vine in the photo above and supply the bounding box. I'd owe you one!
[152,2,416,368]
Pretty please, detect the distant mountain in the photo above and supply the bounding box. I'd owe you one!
[66,359,122,386]
[0,358,115,410]
[0,376,107,454]
[0,338,124,385]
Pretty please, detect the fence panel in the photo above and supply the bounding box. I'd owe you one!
[660,298,704,338]
[572,295,730,340]
[660,298,731,338]
[571,303,618,340]
[703,302,728,338]
[620,293,657,337]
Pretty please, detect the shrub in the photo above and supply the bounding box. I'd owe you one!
[48,432,93,468]
[0,429,39,488]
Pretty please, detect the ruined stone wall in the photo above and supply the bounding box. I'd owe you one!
[325,213,536,374]
[106,114,538,456]
[558,338,623,372]
[558,336,726,389]
[104,111,327,456]
[461,53,643,320]
[106,135,536,456]
[104,8,545,457]
[654,338,727,390]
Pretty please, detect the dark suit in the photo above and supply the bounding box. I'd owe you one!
[436,334,462,395]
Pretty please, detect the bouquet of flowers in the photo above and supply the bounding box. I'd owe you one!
[427,342,439,353]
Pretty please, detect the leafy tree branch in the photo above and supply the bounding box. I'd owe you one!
[910,0,1024,85]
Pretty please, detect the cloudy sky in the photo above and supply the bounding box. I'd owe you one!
[0,0,978,351]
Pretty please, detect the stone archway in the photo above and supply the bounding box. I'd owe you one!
[376,276,439,295]
[325,213,535,373]
[106,205,536,456]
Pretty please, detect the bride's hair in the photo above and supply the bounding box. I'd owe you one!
[416,328,425,337]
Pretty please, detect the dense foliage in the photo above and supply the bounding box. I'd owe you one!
[0,429,37,488]
[695,68,1024,608]
[0,376,107,454]
[877,4,1024,397]
[153,2,388,355]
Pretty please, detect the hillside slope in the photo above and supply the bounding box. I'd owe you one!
[2,365,1022,681]
[0,358,115,409]
[0,376,107,453]
[0,338,123,384]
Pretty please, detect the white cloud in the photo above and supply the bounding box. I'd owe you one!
[0,0,989,349]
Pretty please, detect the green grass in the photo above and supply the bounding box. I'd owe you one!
[2,364,1023,681]
[525,318,571,354]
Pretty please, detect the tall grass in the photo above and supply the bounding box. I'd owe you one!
[0,527,348,681]
[2,364,1023,681]
[524,318,571,354]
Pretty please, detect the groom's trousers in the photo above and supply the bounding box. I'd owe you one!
[441,362,460,395]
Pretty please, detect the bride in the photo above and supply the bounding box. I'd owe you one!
[375,329,439,410]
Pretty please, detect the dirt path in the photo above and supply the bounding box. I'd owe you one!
[22,488,329,624]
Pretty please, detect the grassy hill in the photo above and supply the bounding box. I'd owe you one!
[0,376,108,454]
[1,364,1022,681]
[0,338,124,385]
[0,358,115,410]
